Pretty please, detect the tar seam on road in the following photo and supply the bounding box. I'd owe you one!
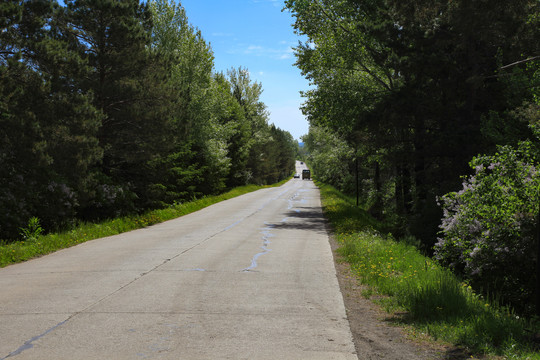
[242,188,304,273]
[242,223,275,272]
[1,320,68,359]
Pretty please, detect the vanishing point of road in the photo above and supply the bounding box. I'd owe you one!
[0,162,357,359]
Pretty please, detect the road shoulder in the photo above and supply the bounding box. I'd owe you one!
[328,234,446,360]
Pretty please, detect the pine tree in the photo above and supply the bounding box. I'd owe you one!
[0,0,102,238]
[67,0,172,216]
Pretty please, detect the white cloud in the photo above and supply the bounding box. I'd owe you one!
[245,45,264,53]
[239,44,295,60]
[211,32,234,37]
[251,0,281,6]
[279,47,294,59]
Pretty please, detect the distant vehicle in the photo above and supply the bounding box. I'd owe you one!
[302,169,311,180]
[293,173,300,178]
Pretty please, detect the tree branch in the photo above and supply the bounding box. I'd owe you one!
[500,55,540,70]
[316,2,394,92]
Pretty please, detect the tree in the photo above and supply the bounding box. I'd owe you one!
[226,67,269,185]
[67,0,174,216]
[148,0,232,203]
[0,0,298,241]
[257,125,296,184]
[0,0,102,238]
[285,0,540,246]
[302,126,355,193]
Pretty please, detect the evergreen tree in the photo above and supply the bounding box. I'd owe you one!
[0,0,102,238]
[0,0,298,241]
[67,0,172,217]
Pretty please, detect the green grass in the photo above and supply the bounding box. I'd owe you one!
[0,180,289,268]
[317,181,540,359]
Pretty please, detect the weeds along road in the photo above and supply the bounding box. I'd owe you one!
[0,163,357,360]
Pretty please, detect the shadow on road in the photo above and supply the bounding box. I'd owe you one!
[266,208,328,235]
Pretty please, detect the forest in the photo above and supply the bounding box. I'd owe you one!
[0,0,297,241]
[286,0,540,315]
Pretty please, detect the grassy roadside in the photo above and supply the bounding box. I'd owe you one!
[0,180,289,268]
[318,181,540,359]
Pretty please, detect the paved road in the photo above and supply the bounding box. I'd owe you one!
[0,162,357,359]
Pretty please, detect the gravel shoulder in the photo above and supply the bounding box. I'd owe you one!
[328,234,451,360]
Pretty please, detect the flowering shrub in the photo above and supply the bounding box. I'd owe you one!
[434,141,540,313]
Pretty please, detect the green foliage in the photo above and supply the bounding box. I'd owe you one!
[285,0,540,247]
[67,0,170,215]
[319,181,539,357]
[435,141,540,314]
[303,126,355,193]
[0,0,296,241]
[19,217,44,242]
[0,0,103,237]
[318,181,390,237]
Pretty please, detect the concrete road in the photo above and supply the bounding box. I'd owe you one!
[0,162,357,359]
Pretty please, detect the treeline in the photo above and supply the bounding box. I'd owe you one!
[285,0,539,313]
[0,0,296,241]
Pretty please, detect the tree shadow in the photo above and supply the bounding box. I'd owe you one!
[266,207,329,235]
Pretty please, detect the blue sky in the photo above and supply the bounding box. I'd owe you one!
[180,0,310,140]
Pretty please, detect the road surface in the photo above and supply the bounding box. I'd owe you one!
[0,162,357,359]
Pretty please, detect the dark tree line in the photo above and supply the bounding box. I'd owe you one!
[0,0,296,241]
[286,0,539,248]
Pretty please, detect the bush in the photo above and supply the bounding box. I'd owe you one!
[434,141,540,314]
[323,182,537,357]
